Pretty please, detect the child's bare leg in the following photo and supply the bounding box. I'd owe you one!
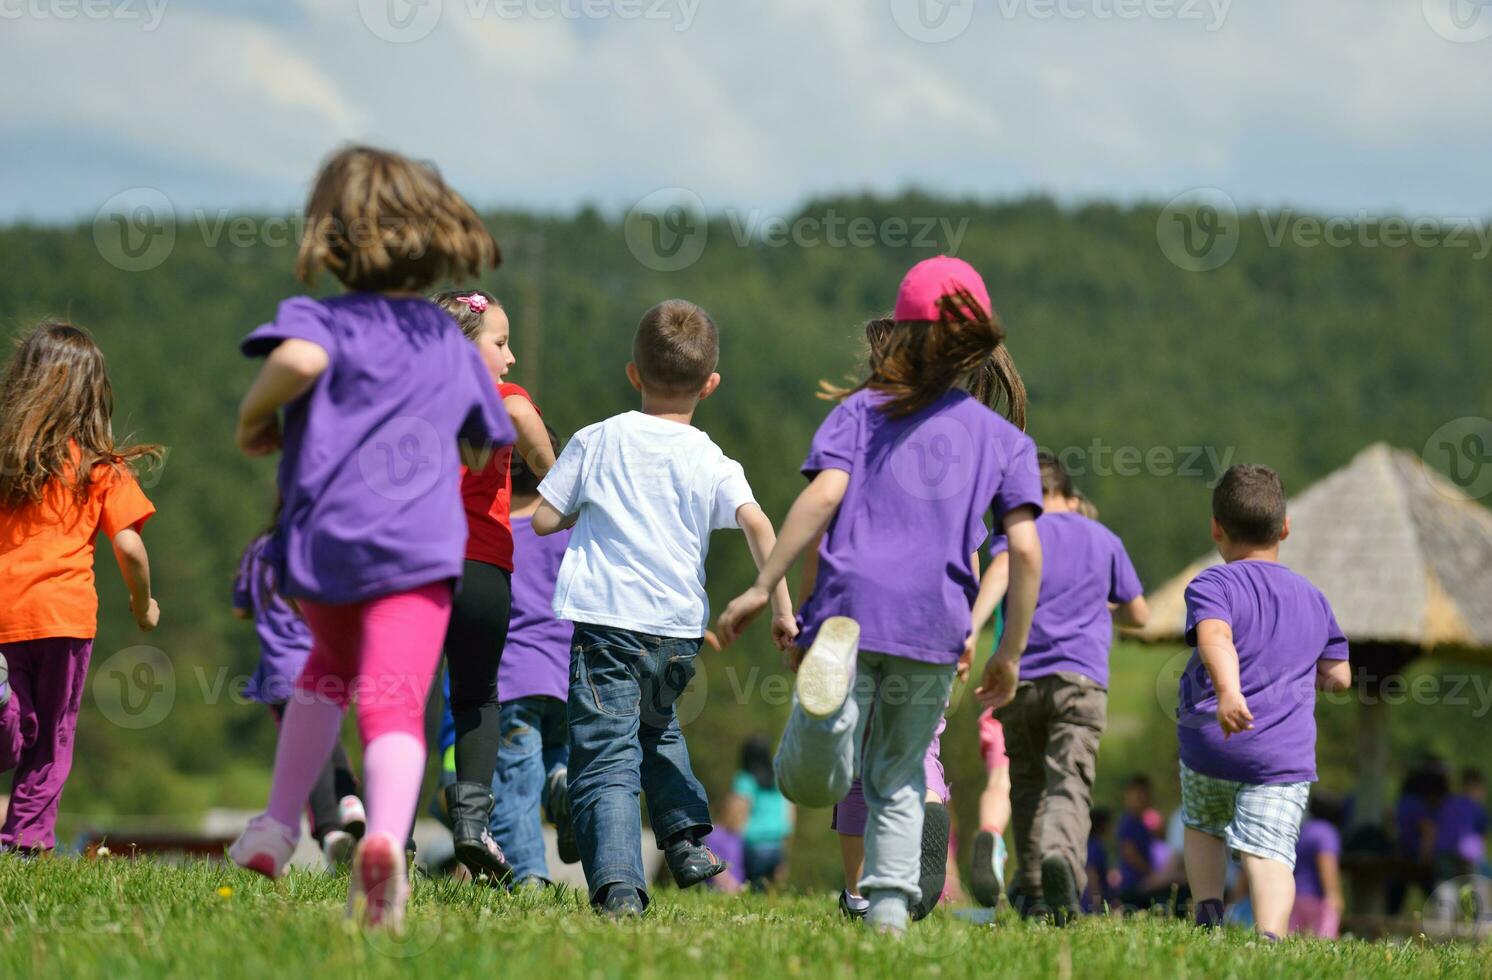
[1241,853,1295,938]
[980,765,1011,833]
[840,833,865,896]
[1184,827,1227,924]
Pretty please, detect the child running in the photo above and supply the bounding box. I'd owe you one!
[228,145,513,930]
[718,255,1043,934]
[1179,464,1352,940]
[233,513,366,867]
[488,423,577,884]
[969,451,1148,919]
[427,288,557,884]
[533,299,796,917]
[0,323,160,851]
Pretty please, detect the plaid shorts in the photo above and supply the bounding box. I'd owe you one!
[1179,763,1309,868]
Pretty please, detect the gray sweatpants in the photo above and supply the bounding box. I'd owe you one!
[774,651,955,903]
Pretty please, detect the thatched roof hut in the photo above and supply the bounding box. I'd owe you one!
[1136,443,1492,657]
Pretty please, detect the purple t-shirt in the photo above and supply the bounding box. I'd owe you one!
[232,532,313,704]
[990,512,1142,687]
[242,295,513,604]
[796,389,1043,664]
[1294,818,1341,899]
[1178,560,1349,784]
[1434,795,1489,863]
[498,516,572,703]
[1116,812,1153,893]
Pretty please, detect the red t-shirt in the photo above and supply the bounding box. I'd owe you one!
[460,382,534,571]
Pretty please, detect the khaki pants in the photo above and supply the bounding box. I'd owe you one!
[996,672,1107,898]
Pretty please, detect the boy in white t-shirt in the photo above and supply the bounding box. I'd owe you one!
[535,299,796,917]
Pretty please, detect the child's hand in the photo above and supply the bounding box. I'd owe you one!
[1216,690,1254,737]
[702,630,722,652]
[236,415,282,457]
[716,586,770,648]
[132,596,160,632]
[957,633,976,683]
[771,614,799,653]
[976,650,1019,710]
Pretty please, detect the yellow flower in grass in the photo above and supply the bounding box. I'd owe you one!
[217,886,234,899]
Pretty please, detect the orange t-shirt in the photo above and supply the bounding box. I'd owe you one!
[460,382,534,572]
[0,462,156,644]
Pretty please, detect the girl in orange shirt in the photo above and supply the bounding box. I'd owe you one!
[0,323,160,851]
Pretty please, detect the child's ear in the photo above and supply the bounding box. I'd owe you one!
[1278,515,1291,543]
[1209,517,1226,546]
[698,372,722,401]
[625,362,644,393]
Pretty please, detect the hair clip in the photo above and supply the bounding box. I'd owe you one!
[460,293,490,314]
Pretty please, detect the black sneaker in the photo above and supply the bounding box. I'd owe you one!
[599,884,645,919]
[839,889,870,919]
[910,801,951,921]
[663,836,727,889]
[1041,856,1081,926]
[969,829,1007,909]
[444,781,514,885]
[545,766,579,865]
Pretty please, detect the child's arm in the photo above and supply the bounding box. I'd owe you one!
[506,394,557,480]
[1317,657,1352,692]
[236,339,329,457]
[1319,851,1345,911]
[977,505,1041,710]
[957,550,981,681]
[716,469,849,647]
[531,499,579,536]
[1114,595,1150,629]
[1195,619,1254,737]
[111,528,159,632]
[970,551,1009,647]
[736,503,799,652]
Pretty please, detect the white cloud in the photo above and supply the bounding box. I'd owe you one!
[2,0,1490,220]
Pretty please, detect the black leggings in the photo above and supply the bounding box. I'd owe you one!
[443,558,513,787]
[267,701,360,842]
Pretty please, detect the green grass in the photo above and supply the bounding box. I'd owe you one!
[3,857,1490,979]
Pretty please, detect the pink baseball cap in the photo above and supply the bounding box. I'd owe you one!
[893,255,992,323]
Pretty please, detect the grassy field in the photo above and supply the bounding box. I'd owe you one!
[3,857,1490,979]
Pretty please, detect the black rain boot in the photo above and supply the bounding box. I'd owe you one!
[444,781,513,885]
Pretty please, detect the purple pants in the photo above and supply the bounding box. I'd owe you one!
[1,637,92,850]
[832,717,948,837]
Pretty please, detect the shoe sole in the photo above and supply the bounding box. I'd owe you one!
[796,617,859,719]
[454,840,514,884]
[969,831,1001,909]
[353,836,406,930]
[237,852,281,879]
[1041,856,1079,926]
[910,802,951,922]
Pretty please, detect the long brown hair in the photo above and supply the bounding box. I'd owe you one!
[430,288,501,341]
[296,145,500,292]
[0,323,161,508]
[821,288,1028,429]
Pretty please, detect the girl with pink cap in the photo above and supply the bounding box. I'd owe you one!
[718,256,1044,933]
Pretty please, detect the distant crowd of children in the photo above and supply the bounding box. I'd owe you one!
[5,140,1479,940]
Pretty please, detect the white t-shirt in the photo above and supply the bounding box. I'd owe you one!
[538,411,757,637]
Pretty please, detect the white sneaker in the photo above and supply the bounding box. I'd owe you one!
[229,814,299,879]
[322,829,356,870]
[348,832,409,930]
[338,795,367,839]
[795,616,860,718]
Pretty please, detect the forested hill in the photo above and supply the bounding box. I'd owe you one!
[2,193,1488,820]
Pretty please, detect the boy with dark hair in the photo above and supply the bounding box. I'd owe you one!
[1180,464,1353,940]
[534,300,795,917]
[971,450,1148,920]
[1433,767,1489,882]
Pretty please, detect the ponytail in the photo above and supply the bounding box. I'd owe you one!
[818,288,1029,428]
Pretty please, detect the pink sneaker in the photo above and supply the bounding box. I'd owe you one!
[349,832,408,930]
[229,814,298,879]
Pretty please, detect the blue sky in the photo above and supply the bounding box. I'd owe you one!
[2,0,1490,223]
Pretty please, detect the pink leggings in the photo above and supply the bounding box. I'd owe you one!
[295,582,452,743]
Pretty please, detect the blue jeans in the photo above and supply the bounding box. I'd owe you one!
[488,696,569,882]
[567,623,712,904]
